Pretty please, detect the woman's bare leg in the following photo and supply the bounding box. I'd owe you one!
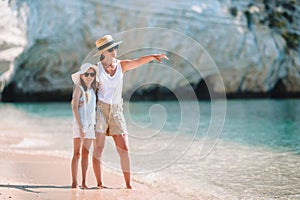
[81,139,92,189]
[71,138,81,188]
[112,134,132,189]
[93,133,106,188]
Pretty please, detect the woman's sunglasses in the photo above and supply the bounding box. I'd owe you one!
[83,72,95,77]
[108,45,119,52]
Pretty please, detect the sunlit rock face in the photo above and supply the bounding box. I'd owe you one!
[0,0,299,101]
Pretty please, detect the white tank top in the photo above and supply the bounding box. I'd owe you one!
[97,60,123,105]
[74,86,96,129]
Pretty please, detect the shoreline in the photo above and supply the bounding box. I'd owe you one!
[1,101,299,199]
[1,89,300,102]
[0,103,188,200]
[0,150,186,200]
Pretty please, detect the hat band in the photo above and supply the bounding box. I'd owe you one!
[97,41,114,51]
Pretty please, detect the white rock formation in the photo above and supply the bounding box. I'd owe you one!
[0,0,299,100]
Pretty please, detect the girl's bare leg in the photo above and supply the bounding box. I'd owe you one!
[81,138,92,189]
[71,138,81,188]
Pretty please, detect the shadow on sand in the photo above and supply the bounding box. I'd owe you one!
[0,184,71,193]
[0,184,124,193]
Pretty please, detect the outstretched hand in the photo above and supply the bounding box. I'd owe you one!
[153,54,169,63]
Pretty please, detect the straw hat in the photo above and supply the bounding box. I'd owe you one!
[71,63,99,85]
[93,35,122,57]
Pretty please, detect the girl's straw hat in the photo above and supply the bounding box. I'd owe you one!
[71,63,99,85]
[93,35,122,57]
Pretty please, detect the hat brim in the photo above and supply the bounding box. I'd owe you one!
[93,41,122,57]
[71,64,99,85]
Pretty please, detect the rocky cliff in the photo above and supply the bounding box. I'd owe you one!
[0,0,299,101]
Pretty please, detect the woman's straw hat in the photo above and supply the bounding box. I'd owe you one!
[71,63,99,85]
[93,35,122,57]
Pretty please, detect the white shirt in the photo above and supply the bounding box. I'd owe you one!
[97,60,123,105]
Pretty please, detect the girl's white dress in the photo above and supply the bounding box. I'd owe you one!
[73,86,96,139]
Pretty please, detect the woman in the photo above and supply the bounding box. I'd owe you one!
[92,35,168,189]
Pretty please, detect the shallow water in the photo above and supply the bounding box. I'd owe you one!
[0,100,299,199]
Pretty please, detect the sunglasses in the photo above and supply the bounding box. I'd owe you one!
[83,72,95,77]
[108,45,119,52]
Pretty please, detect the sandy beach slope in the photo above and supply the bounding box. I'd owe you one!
[0,150,186,200]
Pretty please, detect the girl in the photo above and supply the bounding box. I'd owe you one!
[71,63,98,189]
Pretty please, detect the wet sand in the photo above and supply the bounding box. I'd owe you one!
[0,150,187,200]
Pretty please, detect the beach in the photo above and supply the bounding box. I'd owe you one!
[1,0,300,199]
[0,141,187,200]
[0,100,299,199]
[0,103,188,200]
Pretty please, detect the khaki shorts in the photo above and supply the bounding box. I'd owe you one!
[95,101,128,136]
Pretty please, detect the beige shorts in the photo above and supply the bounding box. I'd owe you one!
[95,101,128,136]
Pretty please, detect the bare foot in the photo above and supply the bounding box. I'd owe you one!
[81,184,88,189]
[126,184,132,189]
[96,185,108,189]
[71,182,78,189]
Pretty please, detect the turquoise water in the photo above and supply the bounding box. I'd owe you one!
[222,100,300,153]
[124,99,300,154]
[4,100,299,153]
[0,99,299,199]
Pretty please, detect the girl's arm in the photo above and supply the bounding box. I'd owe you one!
[71,86,84,136]
[120,54,169,73]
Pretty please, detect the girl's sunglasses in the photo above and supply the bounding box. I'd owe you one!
[83,72,95,77]
[108,45,119,52]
